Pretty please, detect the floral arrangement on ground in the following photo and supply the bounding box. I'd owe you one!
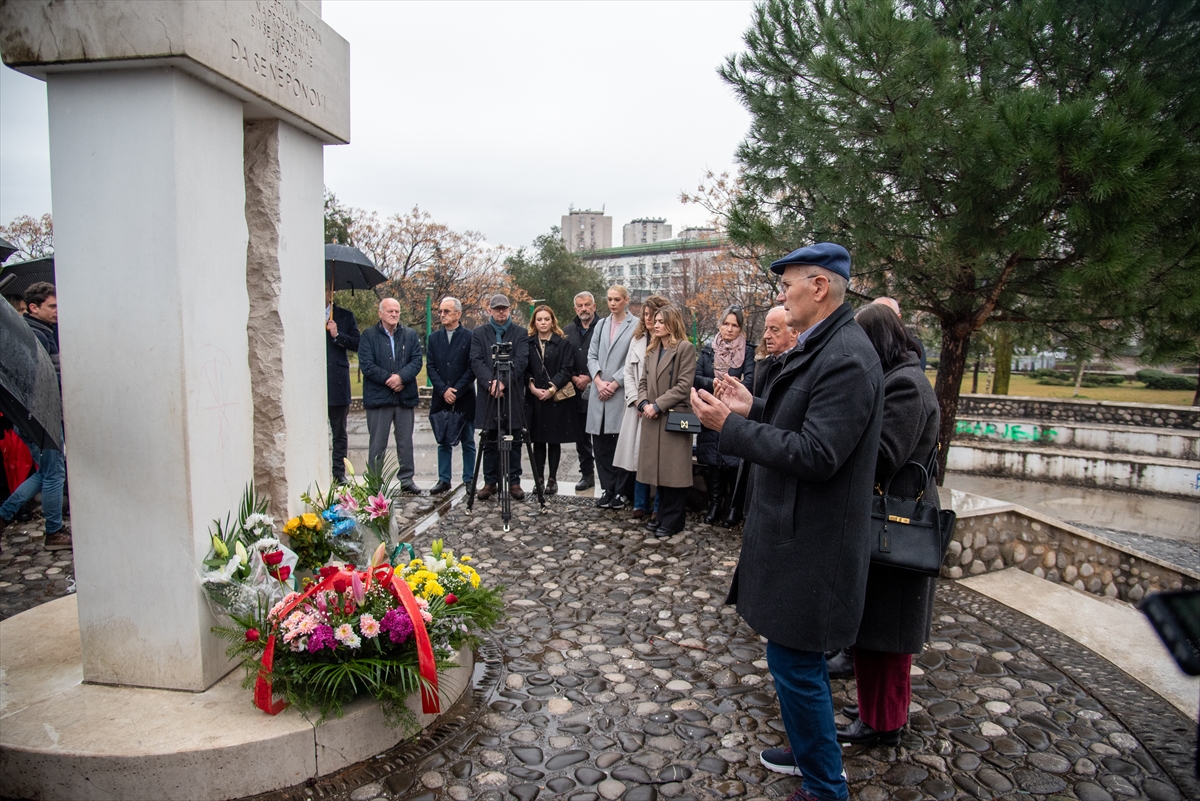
[201,481,503,725]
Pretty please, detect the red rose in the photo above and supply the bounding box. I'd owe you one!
[318,565,339,580]
[332,576,350,594]
[278,566,291,582]
[262,550,284,566]
[245,629,260,642]
[445,593,458,605]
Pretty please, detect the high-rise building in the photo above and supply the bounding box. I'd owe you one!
[622,218,672,247]
[562,208,613,252]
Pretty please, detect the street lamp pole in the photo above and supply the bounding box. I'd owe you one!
[425,288,433,387]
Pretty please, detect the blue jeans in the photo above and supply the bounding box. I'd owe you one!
[437,422,476,485]
[633,481,660,513]
[0,436,65,534]
[766,640,849,800]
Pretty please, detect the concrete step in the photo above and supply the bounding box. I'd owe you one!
[954,416,1200,461]
[947,439,1200,498]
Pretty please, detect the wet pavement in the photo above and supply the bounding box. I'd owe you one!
[3,451,1198,800]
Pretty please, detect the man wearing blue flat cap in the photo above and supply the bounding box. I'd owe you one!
[692,242,883,801]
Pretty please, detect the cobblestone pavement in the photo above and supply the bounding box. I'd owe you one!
[0,515,75,620]
[255,494,1197,801]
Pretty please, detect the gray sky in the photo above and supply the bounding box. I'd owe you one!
[0,0,756,250]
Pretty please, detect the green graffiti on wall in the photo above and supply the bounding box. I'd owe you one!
[955,420,1059,442]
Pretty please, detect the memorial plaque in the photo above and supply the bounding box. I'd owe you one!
[0,0,350,143]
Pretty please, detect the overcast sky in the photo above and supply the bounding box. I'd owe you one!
[0,0,756,251]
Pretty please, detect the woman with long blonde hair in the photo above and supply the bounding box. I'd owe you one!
[613,295,669,520]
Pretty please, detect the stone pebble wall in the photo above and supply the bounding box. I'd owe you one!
[956,395,1199,430]
[942,511,1196,602]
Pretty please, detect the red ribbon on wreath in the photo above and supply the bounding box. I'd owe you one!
[253,564,440,715]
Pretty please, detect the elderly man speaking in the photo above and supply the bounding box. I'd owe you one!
[692,242,883,801]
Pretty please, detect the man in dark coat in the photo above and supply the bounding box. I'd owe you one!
[469,294,528,500]
[692,243,883,801]
[358,298,424,494]
[325,284,360,483]
[426,296,475,495]
[561,291,597,490]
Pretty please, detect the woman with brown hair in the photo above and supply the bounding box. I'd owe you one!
[636,305,698,537]
[614,294,670,520]
[524,305,580,494]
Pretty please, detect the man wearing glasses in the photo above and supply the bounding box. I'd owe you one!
[426,297,476,494]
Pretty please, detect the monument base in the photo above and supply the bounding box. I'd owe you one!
[0,596,473,801]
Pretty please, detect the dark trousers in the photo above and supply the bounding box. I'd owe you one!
[532,442,561,482]
[481,430,523,486]
[575,415,594,478]
[329,404,349,480]
[853,649,912,732]
[592,432,633,498]
[656,485,687,533]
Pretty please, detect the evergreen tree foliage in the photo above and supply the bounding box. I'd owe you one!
[721,0,1200,468]
[506,227,607,326]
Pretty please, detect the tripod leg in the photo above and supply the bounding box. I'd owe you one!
[523,432,546,510]
[466,429,488,512]
[499,432,511,531]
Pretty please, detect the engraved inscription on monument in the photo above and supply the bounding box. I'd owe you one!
[232,1,326,111]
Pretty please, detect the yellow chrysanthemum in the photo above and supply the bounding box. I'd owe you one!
[425,580,445,597]
[470,572,481,588]
[284,517,301,534]
[460,555,472,562]
[301,512,320,529]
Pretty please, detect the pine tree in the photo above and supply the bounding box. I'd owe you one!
[721,0,1200,472]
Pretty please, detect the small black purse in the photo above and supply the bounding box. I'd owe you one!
[665,410,701,434]
[869,451,957,575]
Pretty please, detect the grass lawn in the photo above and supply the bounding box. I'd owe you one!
[348,357,428,397]
[927,370,1196,406]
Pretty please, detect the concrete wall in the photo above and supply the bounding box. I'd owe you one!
[954,417,1199,460]
[945,492,1198,603]
[956,395,1199,431]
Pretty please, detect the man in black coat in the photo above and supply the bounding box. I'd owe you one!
[426,296,475,495]
[359,298,424,494]
[561,291,597,491]
[325,284,360,483]
[469,294,528,500]
[693,243,883,801]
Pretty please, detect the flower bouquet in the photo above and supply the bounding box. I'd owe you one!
[201,486,298,618]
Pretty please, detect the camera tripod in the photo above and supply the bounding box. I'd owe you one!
[466,341,547,530]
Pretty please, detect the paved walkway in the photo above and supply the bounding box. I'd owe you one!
[2,465,1197,800]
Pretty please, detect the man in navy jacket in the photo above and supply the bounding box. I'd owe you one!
[325,284,360,483]
[426,296,475,494]
[358,297,424,493]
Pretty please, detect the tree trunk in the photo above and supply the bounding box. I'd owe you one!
[993,327,1012,395]
[1073,359,1087,397]
[1194,355,1200,407]
[934,326,973,485]
[971,355,981,394]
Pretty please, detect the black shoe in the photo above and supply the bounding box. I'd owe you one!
[609,494,628,510]
[836,717,901,746]
[721,507,742,528]
[596,491,614,509]
[825,648,854,679]
[656,525,684,538]
[332,475,346,485]
[429,481,452,495]
[401,482,425,495]
[841,704,859,721]
[575,476,595,491]
[644,519,660,533]
[546,478,558,494]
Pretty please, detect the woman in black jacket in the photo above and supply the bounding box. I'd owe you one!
[524,305,580,494]
[837,302,941,746]
[694,305,756,524]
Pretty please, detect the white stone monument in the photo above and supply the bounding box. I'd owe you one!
[1,0,348,692]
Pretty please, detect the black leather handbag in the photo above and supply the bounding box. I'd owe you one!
[665,410,701,434]
[869,451,957,575]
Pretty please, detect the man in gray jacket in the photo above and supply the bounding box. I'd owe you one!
[693,243,883,801]
[585,285,636,509]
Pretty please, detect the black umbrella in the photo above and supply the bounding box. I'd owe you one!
[0,299,62,451]
[325,244,387,291]
[0,255,55,299]
[0,237,17,264]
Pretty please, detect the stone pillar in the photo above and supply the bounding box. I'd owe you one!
[1,0,350,692]
[50,68,254,690]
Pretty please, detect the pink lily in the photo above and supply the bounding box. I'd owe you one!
[351,570,366,606]
[366,492,390,520]
[336,492,359,514]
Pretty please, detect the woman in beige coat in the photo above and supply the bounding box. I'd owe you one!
[637,305,698,537]
[614,295,670,520]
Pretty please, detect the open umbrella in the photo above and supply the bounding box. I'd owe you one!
[0,237,17,264]
[325,244,387,291]
[0,255,55,299]
[0,299,62,451]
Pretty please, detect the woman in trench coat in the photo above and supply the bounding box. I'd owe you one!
[837,302,941,746]
[636,304,698,537]
[524,305,580,494]
[613,294,670,520]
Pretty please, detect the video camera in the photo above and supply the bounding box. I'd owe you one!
[491,341,514,362]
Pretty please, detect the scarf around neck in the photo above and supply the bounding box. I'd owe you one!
[714,334,746,374]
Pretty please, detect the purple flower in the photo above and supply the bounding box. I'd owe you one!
[379,608,414,644]
[307,624,336,652]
